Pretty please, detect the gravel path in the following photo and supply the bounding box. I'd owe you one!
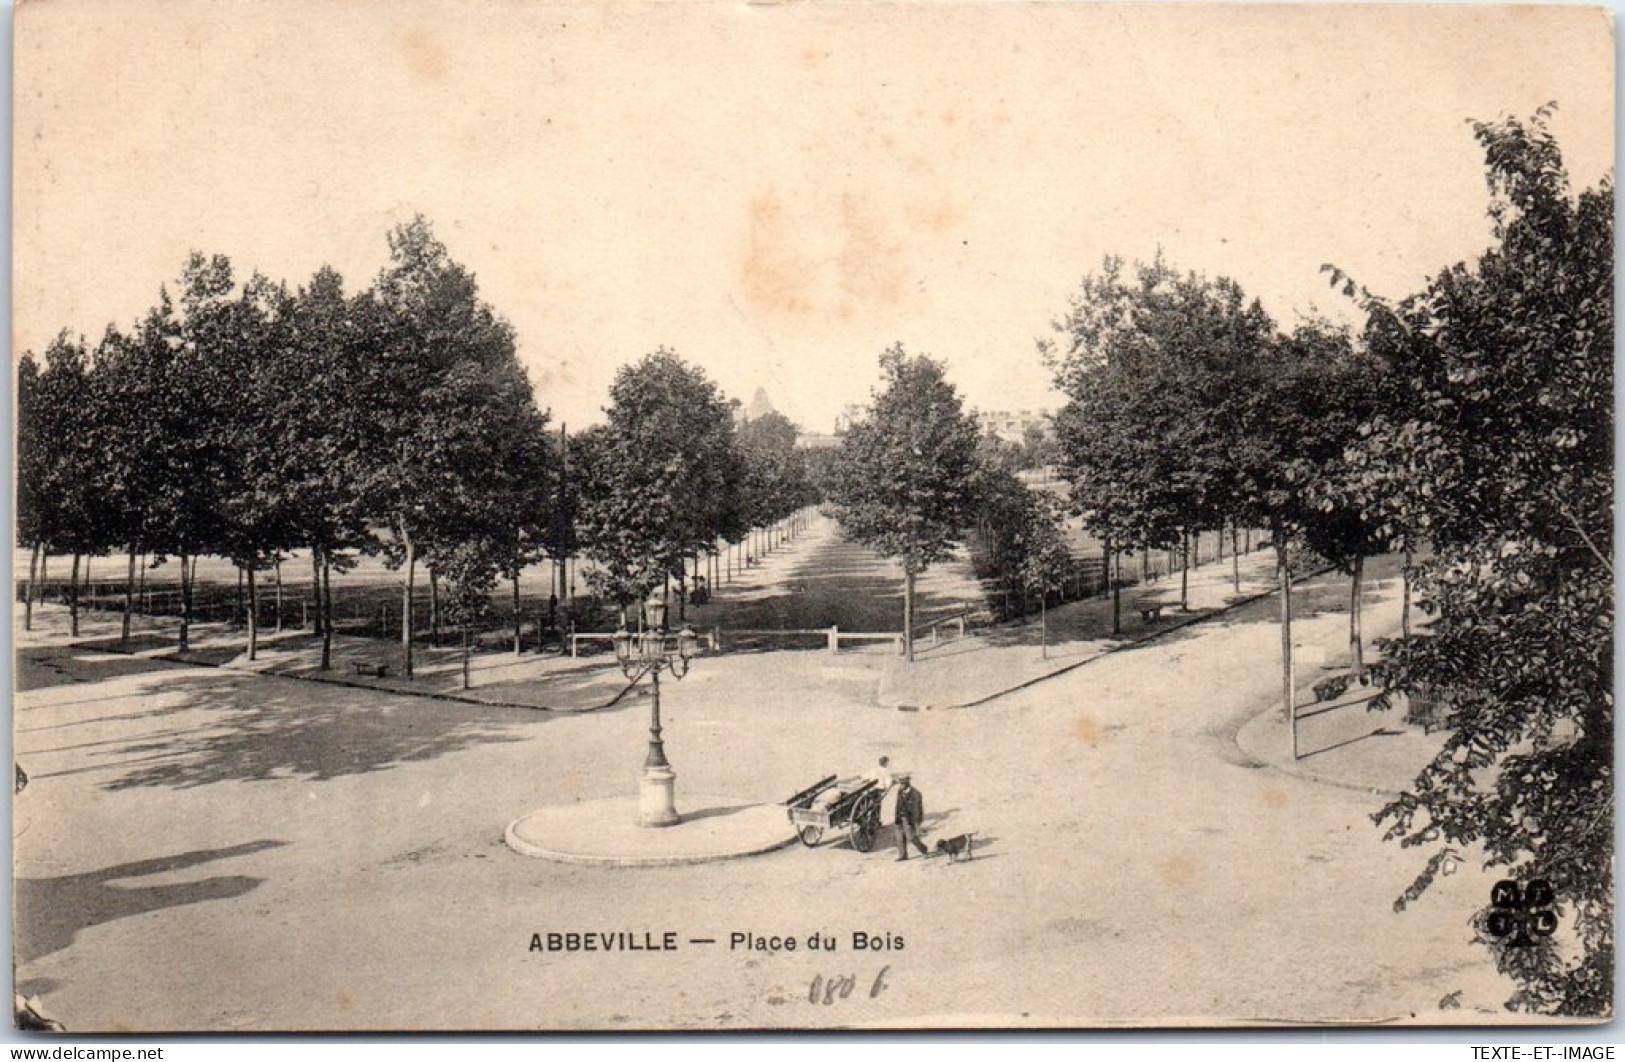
[13,563,1513,1031]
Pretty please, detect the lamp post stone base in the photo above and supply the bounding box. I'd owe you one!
[638,765,680,827]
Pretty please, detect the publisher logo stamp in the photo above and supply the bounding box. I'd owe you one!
[1484,879,1557,948]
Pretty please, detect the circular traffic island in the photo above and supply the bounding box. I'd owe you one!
[504,794,798,867]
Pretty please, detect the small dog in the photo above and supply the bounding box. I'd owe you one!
[934,833,975,863]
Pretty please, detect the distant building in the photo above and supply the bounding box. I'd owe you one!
[794,432,842,450]
[741,386,777,423]
[832,403,867,435]
[976,408,1054,444]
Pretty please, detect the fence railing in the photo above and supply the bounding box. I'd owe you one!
[568,629,724,658]
[572,625,905,657]
[911,608,970,649]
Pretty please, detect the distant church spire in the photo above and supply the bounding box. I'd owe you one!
[744,386,776,422]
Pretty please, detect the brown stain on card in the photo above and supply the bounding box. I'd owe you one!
[739,190,910,323]
[740,193,815,317]
[1072,714,1105,747]
[1158,854,1199,888]
[835,193,905,311]
[911,198,966,235]
[403,28,449,81]
[1260,787,1290,809]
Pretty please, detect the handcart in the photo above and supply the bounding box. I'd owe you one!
[784,775,884,851]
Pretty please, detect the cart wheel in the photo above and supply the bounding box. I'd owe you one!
[799,825,824,847]
[850,790,883,852]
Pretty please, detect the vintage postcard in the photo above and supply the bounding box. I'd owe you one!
[11,0,1614,1033]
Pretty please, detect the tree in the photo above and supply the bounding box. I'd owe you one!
[1018,496,1073,660]
[22,332,105,636]
[829,345,981,661]
[273,266,379,669]
[364,217,538,678]
[971,471,1075,656]
[574,349,744,616]
[1336,108,1612,1015]
[1044,256,1277,630]
[1226,320,1380,747]
[1280,322,1391,680]
[210,273,303,661]
[737,408,813,559]
[16,351,48,631]
[89,316,179,647]
[489,421,554,656]
[132,255,244,653]
[438,540,501,689]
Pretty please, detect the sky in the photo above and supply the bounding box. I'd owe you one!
[12,1,1615,434]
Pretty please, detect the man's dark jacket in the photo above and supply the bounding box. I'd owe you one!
[896,785,924,826]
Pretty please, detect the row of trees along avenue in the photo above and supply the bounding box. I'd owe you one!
[827,344,1076,662]
[14,109,1607,1014]
[571,348,816,619]
[18,220,550,680]
[1044,110,1609,1015]
[17,220,817,680]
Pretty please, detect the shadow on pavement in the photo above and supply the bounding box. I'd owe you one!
[29,669,554,791]
[15,840,286,964]
[17,644,190,692]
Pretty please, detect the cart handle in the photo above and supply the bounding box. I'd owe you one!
[784,774,840,808]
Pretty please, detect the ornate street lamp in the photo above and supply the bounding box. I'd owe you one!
[612,599,699,827]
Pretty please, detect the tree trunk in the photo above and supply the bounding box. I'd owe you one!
[1095,540,1107,598]
[512,569,523,656]
[1231,523,1241,594]
[24,541,40,632]
[179,551,192,653]
[462,628,472,690]
[235,564,245,628]
[1275,530,1296,760]
[68,552,81,636]
[274,557,283,633]
[1040,595,1048,660]
[1106,538,1120,635]
[247,565,259,661]
[1349,554,1365,679]
[1401,546,1414,639]
[1140,550,1149,583]
[429,570,441,645]
[903,567,916,662]
[312,549,324,637]
[320,547,333,671]
[401,521,416,679]
[122,542,136,645]
[1179,530,1190,611]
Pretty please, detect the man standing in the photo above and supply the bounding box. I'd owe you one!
[893,774,928,861]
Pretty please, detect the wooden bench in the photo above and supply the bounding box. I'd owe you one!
[1138,605,1163,624]
[350,660,389,679]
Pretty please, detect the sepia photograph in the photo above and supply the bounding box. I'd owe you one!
[9,0,1615,1033]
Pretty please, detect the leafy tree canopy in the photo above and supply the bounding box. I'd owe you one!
[1345,107,1612,1015]
[830,344,982,575]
